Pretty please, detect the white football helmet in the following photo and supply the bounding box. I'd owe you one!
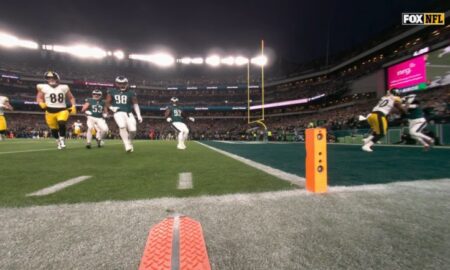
[92,89,102,100]
[115,76,128,91]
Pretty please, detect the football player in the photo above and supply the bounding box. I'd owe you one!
[72,120,83,139]
[402,94,434,150]
[0,95,13,141]
[105,76,142,152]
[36,71,76,149]
[81,89,109,149]
[362,89,406,152]
[165,97,194,150]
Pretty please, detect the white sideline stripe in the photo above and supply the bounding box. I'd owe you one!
[212,140,450,149]
[196,141,305,186]
[178,172,193,189]
[26,176,92,196]
[13,179,449,209]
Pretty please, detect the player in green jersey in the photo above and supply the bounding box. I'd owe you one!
[81,89,109,149]
[105,76,143,152]
[165,97,194,150]
[402,94,434,150]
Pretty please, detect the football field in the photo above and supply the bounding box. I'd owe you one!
[0,139,294,207]
[1,139,449,269]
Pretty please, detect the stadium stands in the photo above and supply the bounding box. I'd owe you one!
[0,23,449,141]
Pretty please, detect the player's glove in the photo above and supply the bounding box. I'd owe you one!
[110,106,119,113]
[137,115,143,123]
[38,102,47,110]
[188,117,195,122]
[166,117,172,123]
[69,105,77,115]
[85,111,93,116]
[102,112,108,118]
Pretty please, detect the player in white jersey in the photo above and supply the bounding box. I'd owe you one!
[81,89,109,148]
[0,96,13,141]
[362,89,405,152]
[36,71,77,149]
[72,120,83,139]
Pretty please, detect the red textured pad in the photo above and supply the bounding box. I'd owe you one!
[179,217,211,270]
[139,218,174,270]
[138,216,211,270]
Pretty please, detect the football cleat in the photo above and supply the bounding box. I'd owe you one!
[59,138,66,149]
[56,140,62,150]
[125,143,133,153]
[362,144,373,152]
[86,144,91,149]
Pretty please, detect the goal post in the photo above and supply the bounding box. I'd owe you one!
[247,40,266,132]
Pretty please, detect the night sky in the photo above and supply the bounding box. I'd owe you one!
[0,0,446,64]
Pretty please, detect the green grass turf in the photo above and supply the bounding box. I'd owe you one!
[0,139,295,207]
[203,141,450,186]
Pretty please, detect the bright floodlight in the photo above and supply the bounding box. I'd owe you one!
[0,32,38,49]
[179,57,192,64]
[178,57,203,64]
[235,56,249,66]
[113,50,124,60]
[251,55,268,66]
[221,56,235,65]
[129,53,175,67]
[206,55,221,66]
[52,44,107,59]
[191,57,204,64]
[150,53,175,67]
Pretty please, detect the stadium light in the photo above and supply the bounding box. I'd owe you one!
[0,32,38,50]
[178,57,192,64]
[221,56,235,65]
[178,57,204,64]
[50,44,107,59]
[129,53,175,67]
[113,50,124,60]
[191,57,204,64]
[251,55,268,66]
[235,56,249,66]
[206,55,221,66]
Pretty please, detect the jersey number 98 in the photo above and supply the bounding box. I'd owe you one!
[114,95,127,104]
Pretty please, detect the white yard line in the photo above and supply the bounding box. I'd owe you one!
[0,142,124,155]
[0,148,58,155]
[177,172,193,190]
[196,141,305,186]
[26,176,92,197]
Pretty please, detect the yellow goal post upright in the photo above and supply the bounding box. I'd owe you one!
[247,40,267,134]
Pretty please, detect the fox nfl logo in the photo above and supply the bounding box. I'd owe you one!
[402,13,445,25]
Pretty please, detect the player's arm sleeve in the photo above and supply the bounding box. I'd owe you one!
[66,89,76,106]
[36,86,47,109]
[164,109,171,118]
[104,93,112,112]
[132,94,142,119]
[81,101,90,112]
[394,100,406,114]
